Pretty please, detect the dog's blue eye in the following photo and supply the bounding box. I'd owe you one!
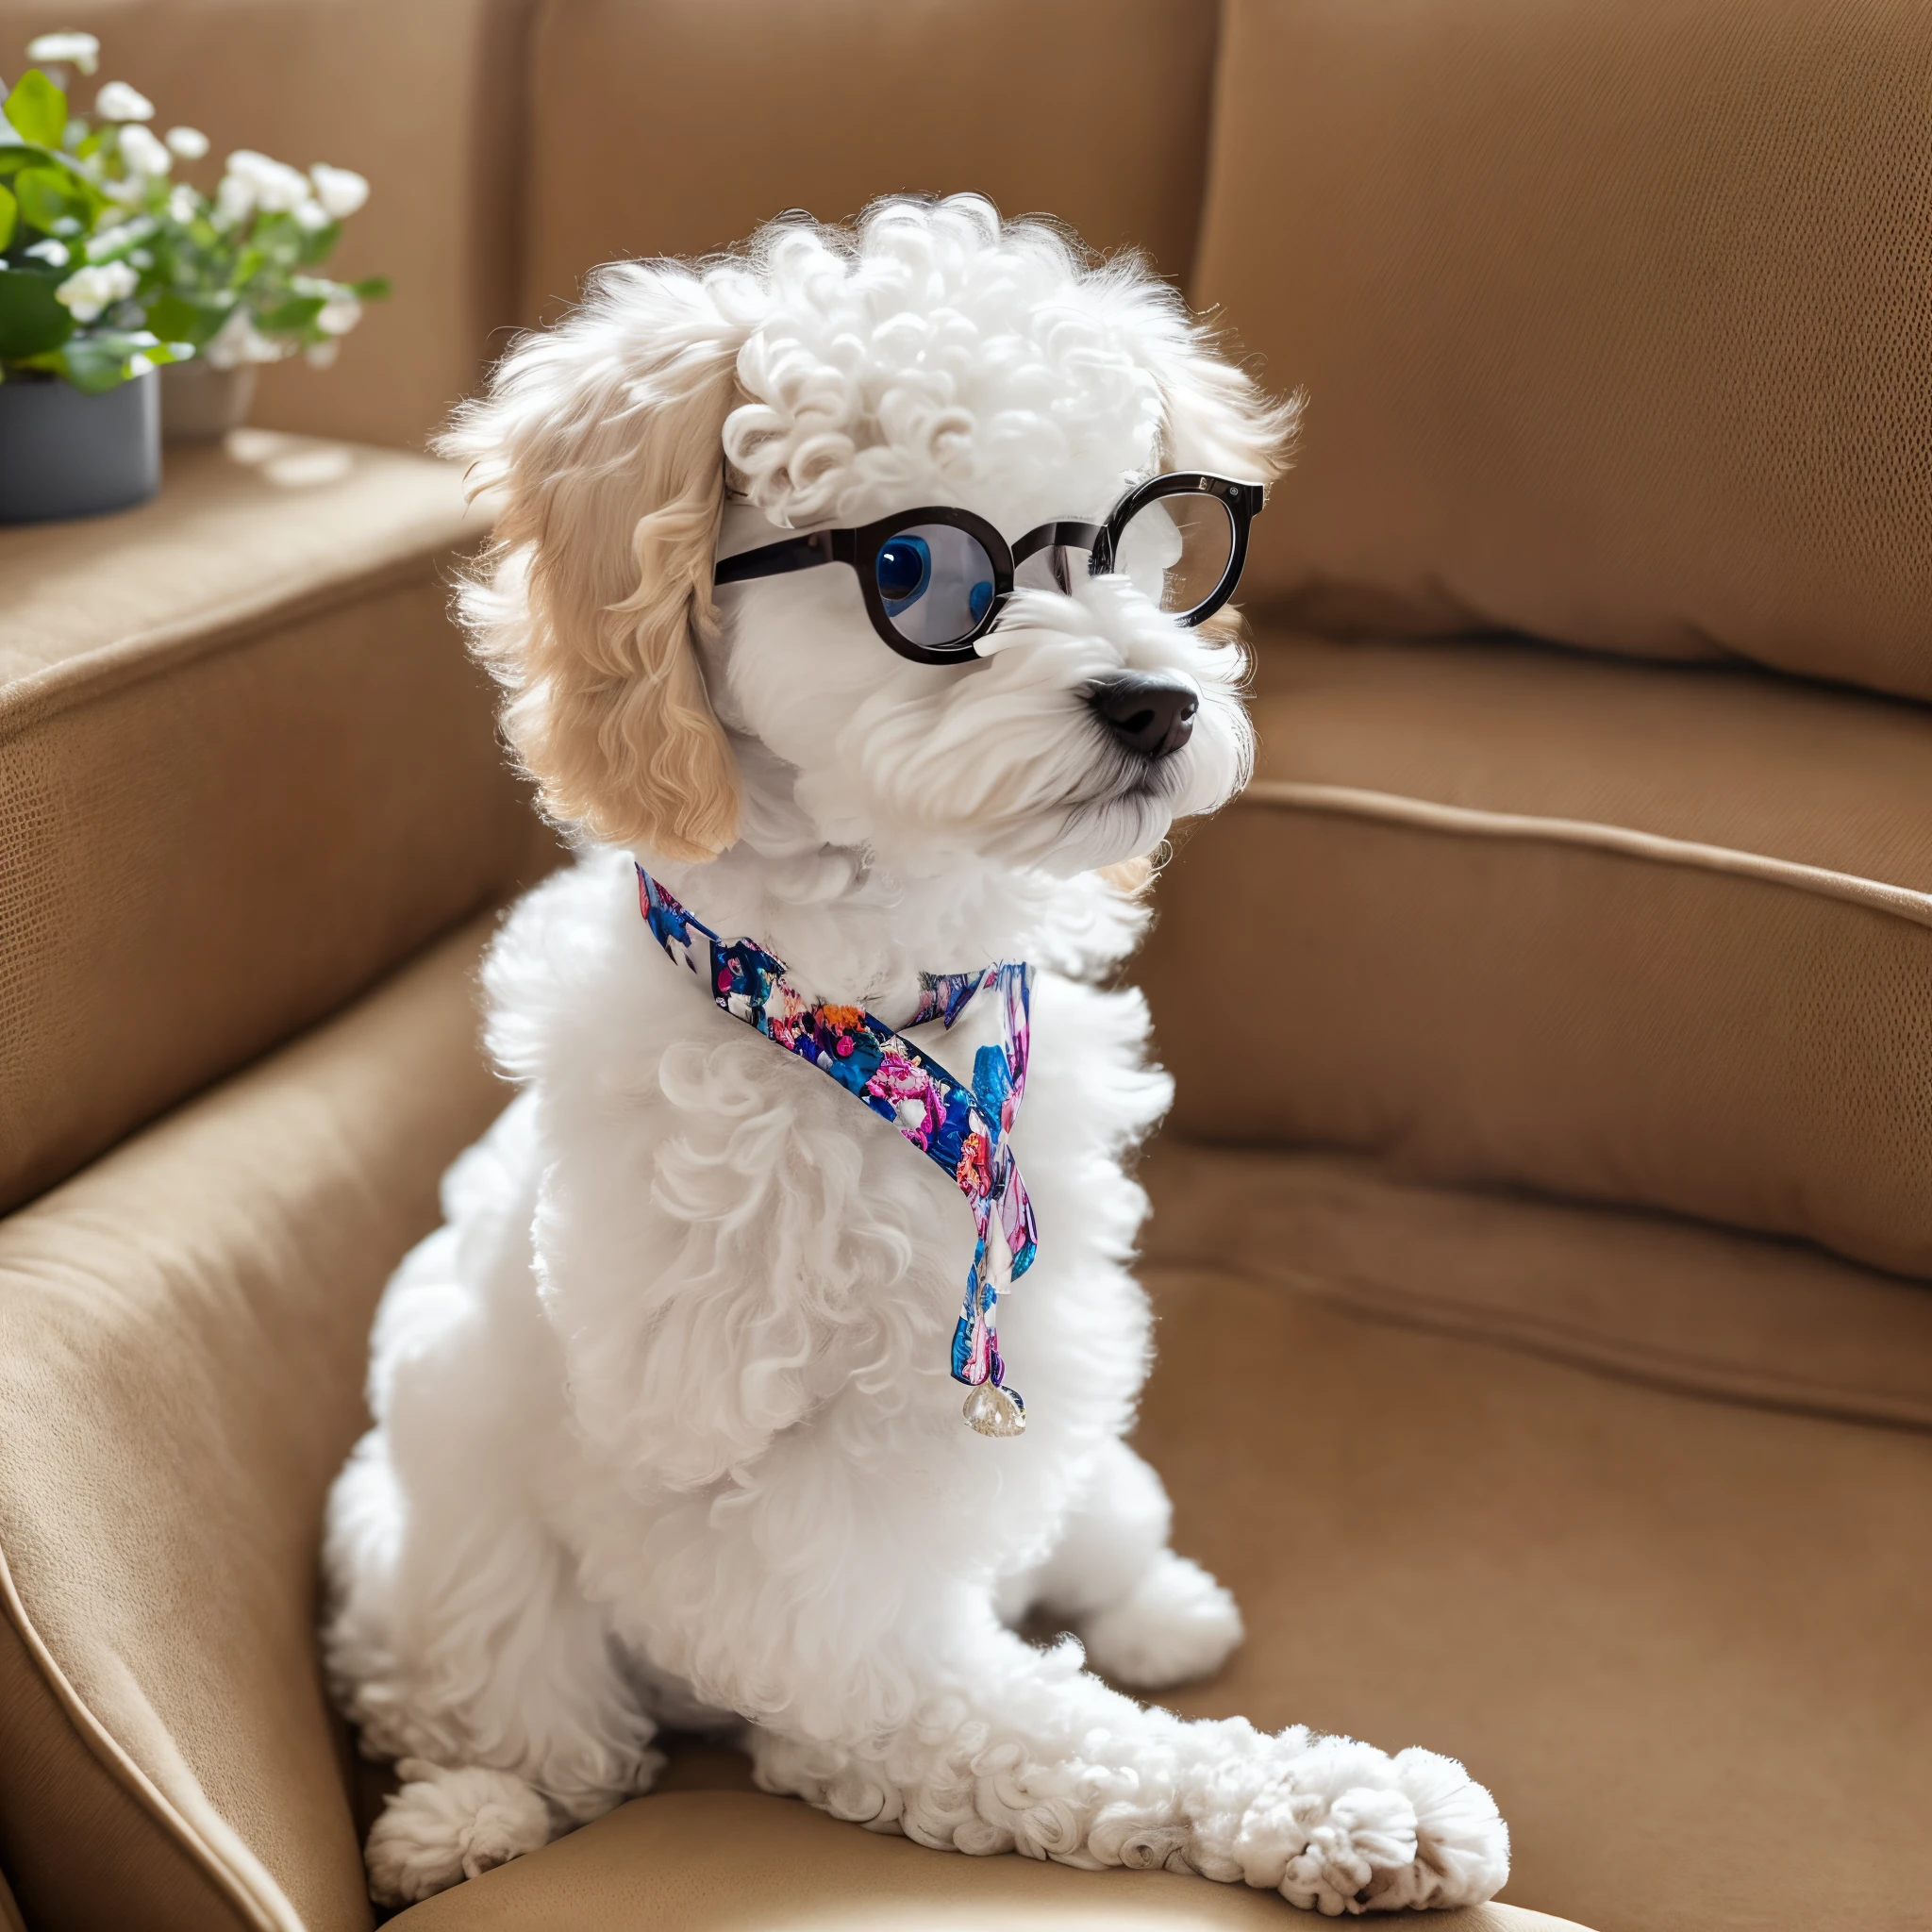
[876,536,931,609]
[875,522,999,652]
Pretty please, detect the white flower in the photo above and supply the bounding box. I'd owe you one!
[94,80,155,122]
[308,163,368,221]
[86,220,145,260]
[167,184,198,224]
[116,122,172,176]
[24,238,69,266]
[219,148,312,217]
[126,351,154,375]
[164,125,208,159]
[204,304,289,369]
[305,339,339,369]
[55,260,139,324]
[26,31,99,74]
[315,290,361,336]
[292,197,331,233]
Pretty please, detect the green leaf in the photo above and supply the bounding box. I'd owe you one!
[295,219,341,268]
[251,211,304,260]
[4,71,67,150]
[0,183,14,253]
[144,289,230,346]
[349,275,391,301]
[0,265,75,359]
[257,292,325,334]
[13,162,84,234]
[30,328,183,393]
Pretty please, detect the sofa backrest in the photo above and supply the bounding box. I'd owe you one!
[519,0,1224,323]
[1193,0,1932,705]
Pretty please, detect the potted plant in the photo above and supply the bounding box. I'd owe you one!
[0,29,388,523]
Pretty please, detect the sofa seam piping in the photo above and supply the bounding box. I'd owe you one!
[0,1525,301,1930]
[1241,779,1932,931]
[1145,1253,1932,1436]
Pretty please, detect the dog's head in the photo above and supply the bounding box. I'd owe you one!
[449,196,1296,878]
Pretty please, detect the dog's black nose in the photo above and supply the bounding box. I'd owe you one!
[1091,674,1198,758]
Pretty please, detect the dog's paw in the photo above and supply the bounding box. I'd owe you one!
[364,1757,553,1907]
[1081,1553,1243,1690]
[1371,1745,1511,1911]
[1232,1737,1509,1915]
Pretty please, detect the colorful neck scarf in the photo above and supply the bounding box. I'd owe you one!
[636,867,1037,1438]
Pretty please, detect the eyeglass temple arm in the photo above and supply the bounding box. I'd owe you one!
[713,528,856,586]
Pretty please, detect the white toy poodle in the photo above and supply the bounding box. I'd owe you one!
[322,194,1509,1914]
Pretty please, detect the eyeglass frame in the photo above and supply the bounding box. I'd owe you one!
[711,472,1266,666]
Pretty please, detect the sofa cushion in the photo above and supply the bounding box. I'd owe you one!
[3,0,537,448]
[1129,1182,1932,1932]
[0,916,505,1932]
[1140,633,1932,1278]
[1192,0,1932,702]
[387,1790,1590,1930]
[0,431,553,1216]
[522,0,1222,320]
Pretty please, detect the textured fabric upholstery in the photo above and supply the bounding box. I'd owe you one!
[1128,1217,1932,1932]
[0,433,554,1216]
[521,0,1222,322]
[1193,0,1932,703]
[1142,1142,1932,1434]
[0,0,537,449]
[0,919,505,1932]
[1140,632,1932,1279]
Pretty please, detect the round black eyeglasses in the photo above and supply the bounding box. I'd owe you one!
[712,473,1266,666]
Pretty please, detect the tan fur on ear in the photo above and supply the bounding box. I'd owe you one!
[1098,853,1160,899]
[445,265,746,861]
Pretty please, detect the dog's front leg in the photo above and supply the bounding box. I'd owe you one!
[737,1574,1508,1913]
[623,1439,1508,1916]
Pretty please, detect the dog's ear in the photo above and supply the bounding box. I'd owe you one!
[445,264,747,861]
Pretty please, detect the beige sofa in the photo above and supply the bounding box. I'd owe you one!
[2,3,1927,1928]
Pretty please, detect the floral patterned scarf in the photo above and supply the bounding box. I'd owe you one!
[637,867,1037,1438]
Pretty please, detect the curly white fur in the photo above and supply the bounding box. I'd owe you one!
[322,196,1508,1914]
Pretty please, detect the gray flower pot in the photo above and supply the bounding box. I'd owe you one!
[0,367,160,524]
[161,359,257,442]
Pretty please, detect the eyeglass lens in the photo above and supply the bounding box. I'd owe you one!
[1114,492,1237,619]
[875,524,998,649]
